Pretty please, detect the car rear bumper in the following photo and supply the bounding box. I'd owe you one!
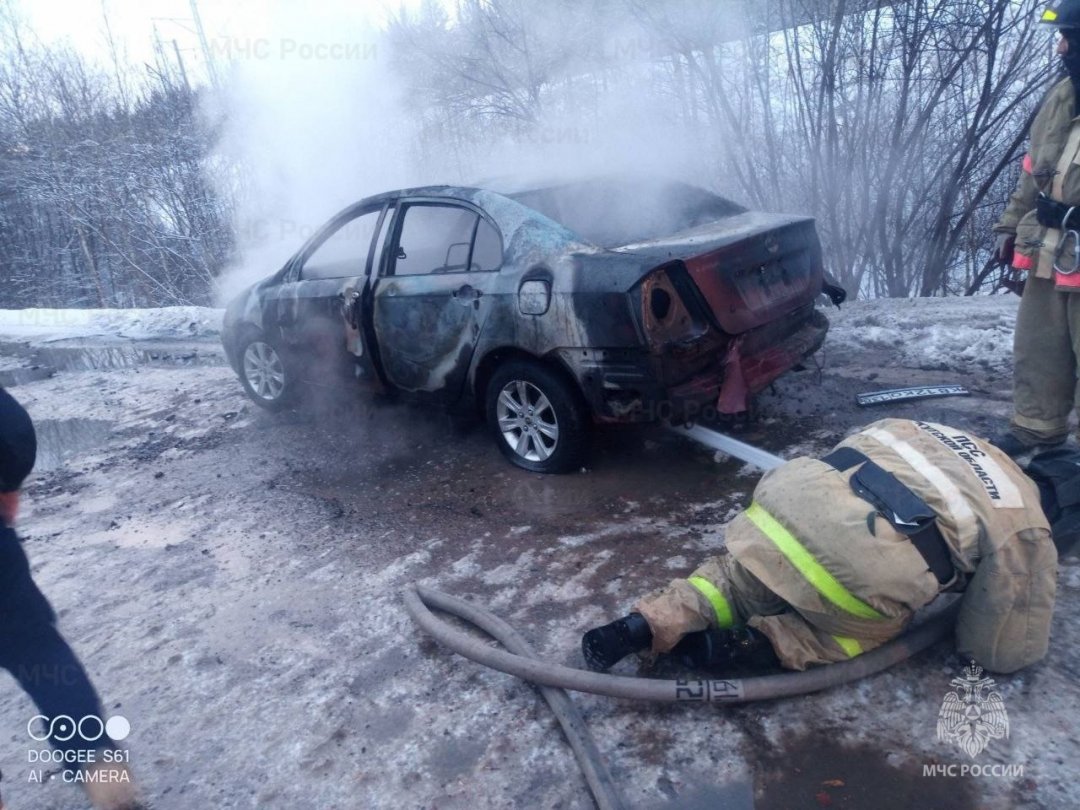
[561,305,828,423]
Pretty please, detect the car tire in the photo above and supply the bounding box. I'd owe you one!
[237,332,296,411]
[485,360,589,473]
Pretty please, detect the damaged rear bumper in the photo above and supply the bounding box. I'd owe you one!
[559,305,828,423]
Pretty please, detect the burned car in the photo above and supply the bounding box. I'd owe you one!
[222,176,837,473]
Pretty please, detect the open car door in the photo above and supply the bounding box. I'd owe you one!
[267,203,388,391]
[371,200,503,401]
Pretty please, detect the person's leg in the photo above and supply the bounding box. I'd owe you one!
[0,625,106,745]
[0,534,142,809]
[582,553,785,671]
[747,612,894,670]
[633,553,786,653]
[0,532,107,756]
[1066,290,1080,440]
[1012,276,1073,446]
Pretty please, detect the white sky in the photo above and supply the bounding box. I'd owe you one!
[11,0,429,81]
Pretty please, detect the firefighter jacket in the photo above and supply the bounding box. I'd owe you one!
[635,419,1056,673]
[995,77,1080,283]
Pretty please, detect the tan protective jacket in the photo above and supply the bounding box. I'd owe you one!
[636,419,1056,672]
[995,77,1080,279]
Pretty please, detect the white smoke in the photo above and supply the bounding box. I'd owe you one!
[208,1,419,304]
[208,1,756,304]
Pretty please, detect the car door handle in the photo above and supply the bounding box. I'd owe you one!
[453,284,482,302]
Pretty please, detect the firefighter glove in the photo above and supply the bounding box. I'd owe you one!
[995,233,1016,265]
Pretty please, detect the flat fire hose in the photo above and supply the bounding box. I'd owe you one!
[407,584,626,810]
[405,585,961,807]
[667,423,786,470]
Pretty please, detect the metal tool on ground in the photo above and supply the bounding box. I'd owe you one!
[855,384,970,407]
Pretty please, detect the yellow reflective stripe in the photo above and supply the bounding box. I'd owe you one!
[745,502,885,620]
[687,576,735,629]
[1044,9,1059,21]
[832,635,863,658]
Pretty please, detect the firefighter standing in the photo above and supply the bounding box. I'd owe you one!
[583,419,1059,674]
[994,1,1080,456]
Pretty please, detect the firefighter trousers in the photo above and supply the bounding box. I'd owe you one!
[633,552,897,670]
[1012,274,1080,445]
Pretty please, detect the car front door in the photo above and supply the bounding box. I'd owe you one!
[372,200,503,400]
[270,204,386,389]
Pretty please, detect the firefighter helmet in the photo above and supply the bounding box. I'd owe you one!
[1043,0,1080,28]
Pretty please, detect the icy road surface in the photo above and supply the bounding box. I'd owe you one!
[0,296,1078,810]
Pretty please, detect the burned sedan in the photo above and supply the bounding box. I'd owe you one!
[221,176,836,473]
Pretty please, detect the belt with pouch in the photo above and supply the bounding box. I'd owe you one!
[1037,193,1080,277]
[822,446,955,585]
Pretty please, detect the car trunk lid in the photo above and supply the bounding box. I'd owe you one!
[612,211,824,335]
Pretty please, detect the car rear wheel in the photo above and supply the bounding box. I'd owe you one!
[486,360,588,473]
[238,334,295,411]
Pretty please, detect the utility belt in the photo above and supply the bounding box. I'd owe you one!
[822,447,954,585]
[1036,193,1080,277]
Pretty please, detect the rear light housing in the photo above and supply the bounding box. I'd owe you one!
[637,262,709,348]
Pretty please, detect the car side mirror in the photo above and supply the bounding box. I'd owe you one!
[444,241,470,270]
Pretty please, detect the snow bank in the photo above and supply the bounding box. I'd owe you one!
[0,306,224,342]
[826,296,1018,372]
[0,296,1018,365]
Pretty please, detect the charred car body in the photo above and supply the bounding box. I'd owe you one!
[222,176,837,473]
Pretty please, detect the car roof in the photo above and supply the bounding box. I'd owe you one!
[356,185,487,205]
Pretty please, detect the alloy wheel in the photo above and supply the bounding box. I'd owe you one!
[495,379,560,462]
[242,341,286,402]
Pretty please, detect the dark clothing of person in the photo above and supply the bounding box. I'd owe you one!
[0,387,36,492]
[0,521,107,755]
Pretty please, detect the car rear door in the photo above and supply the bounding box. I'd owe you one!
[372,199,503,400]
[271,204,386,389]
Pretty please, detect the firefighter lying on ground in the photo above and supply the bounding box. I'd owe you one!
[584,419,1077,675]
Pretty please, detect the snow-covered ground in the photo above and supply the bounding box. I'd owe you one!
[1,295,1078,810]
[0,307,222,342]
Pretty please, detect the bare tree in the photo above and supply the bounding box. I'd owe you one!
[0,2,232,308]
[392,0,1055,299]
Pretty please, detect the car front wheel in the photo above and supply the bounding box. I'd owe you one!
[238,334,295,410]
[486,360,588,473]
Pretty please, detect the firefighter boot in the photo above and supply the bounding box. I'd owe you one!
[1053,506,1080,556]
[582,613,653,671]
[992,431,1064,461]
[669,626,779,672]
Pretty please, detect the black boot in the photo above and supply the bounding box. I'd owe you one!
[669,626,778,671]
[991,431,1064,460]
[1053,506,1080,556]
[582,613,653,671]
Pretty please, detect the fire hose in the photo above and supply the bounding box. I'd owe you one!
[405,583,961,809]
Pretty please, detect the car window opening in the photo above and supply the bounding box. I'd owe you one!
[509,176,746,248]
[393,204,502,276]
[301,211,379,280]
